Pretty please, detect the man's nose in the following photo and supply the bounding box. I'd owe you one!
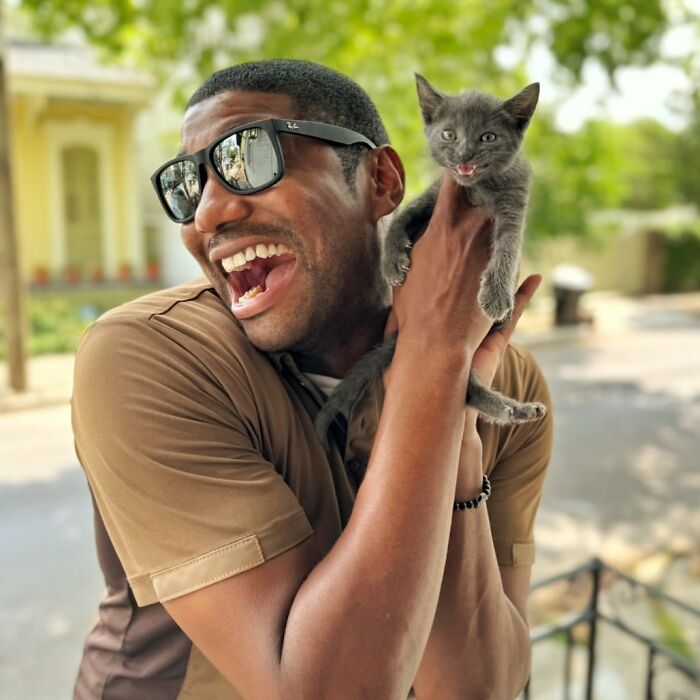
[193,169,253,233]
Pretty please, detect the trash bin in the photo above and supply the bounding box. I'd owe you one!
[551,264,594,326]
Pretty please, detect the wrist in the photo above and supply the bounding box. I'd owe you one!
[393,329,473,379]
[397,326,474,368]
[454,474,491,512]
[455,426,483,500]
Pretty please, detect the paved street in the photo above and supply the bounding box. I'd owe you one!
[0,405,103,700]
[525,301,700,700]
[1,296,699,699]
[531,302,700,588]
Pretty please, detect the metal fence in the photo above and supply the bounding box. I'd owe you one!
[523,558,700,699]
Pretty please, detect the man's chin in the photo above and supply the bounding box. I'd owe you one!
[236,312,306,353]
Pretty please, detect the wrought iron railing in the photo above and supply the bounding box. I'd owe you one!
[522,557,700,699]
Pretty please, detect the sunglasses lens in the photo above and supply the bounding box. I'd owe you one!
[212,127,280,191]
[158,160,200,222]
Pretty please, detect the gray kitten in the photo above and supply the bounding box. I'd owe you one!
[315,76,546,450]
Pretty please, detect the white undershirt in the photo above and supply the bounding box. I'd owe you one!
[302,372,342,398]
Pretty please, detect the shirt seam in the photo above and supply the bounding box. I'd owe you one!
[127,508,310,588]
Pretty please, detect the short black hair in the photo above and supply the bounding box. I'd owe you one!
[187,59,389,190]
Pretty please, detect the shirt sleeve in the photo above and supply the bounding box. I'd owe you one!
[72,315,314,606]
[483,344,554,567]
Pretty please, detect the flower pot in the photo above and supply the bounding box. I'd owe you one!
[33,267,51,286]
[117,263,132,282]
[146,261,160,281]
[65,266,80,285]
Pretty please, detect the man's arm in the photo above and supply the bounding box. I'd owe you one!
[412,279,552,699]
[164,179,496,699]
[411,422,533,700]
[166,346,470,698]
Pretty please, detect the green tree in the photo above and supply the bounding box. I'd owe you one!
[614,120,681,210]
[16,0,698,236]
[675,90,700,206]
[526,114,630,239]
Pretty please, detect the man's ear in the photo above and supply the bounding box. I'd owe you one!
[364,145,405,222]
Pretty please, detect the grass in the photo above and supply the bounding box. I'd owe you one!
[651,599,697,663]
[0,284,161,359]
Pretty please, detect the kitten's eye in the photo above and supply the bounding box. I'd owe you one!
[441,129,456,141]
[480,132,497,142]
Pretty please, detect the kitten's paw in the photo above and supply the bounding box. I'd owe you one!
[382,246,412,287]
[510,401,547,423]
[480,400,546,425]
[478,283,513,323]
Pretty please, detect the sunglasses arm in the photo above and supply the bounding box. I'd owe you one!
[271,119,377,149]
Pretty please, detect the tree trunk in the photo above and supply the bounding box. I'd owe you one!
[0,4,27,392]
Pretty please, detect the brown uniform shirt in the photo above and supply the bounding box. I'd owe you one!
[72,278,553,699]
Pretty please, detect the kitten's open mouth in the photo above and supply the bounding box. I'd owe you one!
[454,164,478,177]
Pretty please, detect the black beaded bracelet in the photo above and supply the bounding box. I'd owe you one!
[453,474,491,512]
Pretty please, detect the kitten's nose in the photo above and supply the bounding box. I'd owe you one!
[459,151,476,163]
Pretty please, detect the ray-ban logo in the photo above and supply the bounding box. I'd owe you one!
[286,121,300,129]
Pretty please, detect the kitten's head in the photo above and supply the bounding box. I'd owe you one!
[415,74,539,185]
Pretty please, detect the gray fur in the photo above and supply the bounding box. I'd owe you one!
[315,77,546,450]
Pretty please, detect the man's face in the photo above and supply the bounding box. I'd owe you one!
[180,90,388,354]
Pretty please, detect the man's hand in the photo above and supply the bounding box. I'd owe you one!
[388,172,495,357]
[383,167,541,395]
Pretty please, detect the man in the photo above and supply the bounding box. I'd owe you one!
[73,60,552,699]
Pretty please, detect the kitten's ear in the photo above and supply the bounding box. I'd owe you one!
[502,82,540,132]
[415,73,446,125]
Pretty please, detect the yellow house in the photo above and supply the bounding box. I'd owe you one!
[7,40,155,285]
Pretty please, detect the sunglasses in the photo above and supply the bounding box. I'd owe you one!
[151,118,378,223]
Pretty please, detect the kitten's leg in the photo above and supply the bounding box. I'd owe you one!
[477,211,525,323]
[382,182,439,286]
[467,371,546,424]
[315,336,398,451]
[315,338,545,451]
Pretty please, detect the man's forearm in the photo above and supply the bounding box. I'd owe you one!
[281,335,473,698]
[412,428,531,700]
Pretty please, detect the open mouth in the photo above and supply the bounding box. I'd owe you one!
[222,246,298,319]
[453,164,478,177]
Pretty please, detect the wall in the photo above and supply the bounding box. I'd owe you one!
[10,94,144,282]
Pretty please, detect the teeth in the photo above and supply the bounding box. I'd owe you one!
[239,285,263,301]
[221,243,292,274]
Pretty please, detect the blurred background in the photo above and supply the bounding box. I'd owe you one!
[0,0,699,698]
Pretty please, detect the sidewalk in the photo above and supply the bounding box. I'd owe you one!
[0,352,75,413]
[2,290,700,413]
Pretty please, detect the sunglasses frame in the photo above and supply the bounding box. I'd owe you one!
[151,118,378,223]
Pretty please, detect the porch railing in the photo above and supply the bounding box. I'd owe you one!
[522,557,700,699]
